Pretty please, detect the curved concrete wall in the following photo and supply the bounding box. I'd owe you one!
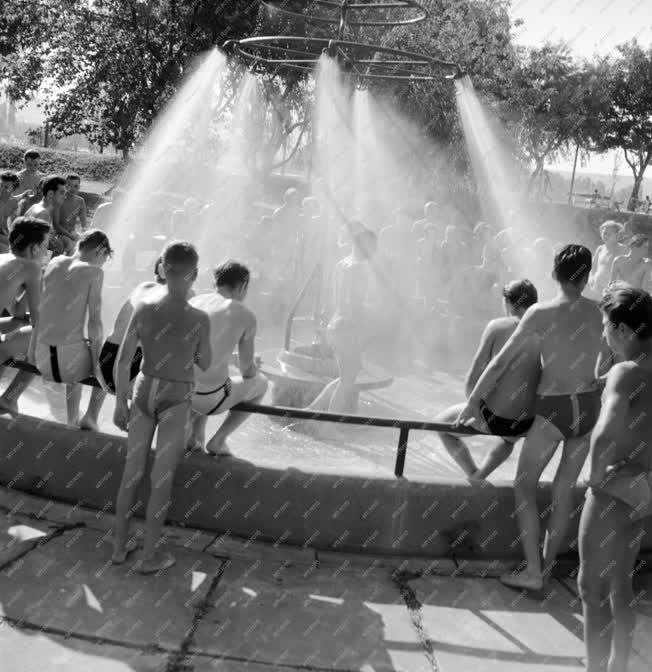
[2,414,651,558]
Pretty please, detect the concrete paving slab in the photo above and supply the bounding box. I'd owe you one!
[206,531,316,566]
[0,527,224,650]
[0,513,51,565]
[410,575,585,670]
[191,557,427,671]
[0,622,167,671]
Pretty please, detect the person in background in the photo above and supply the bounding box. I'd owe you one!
[16,178,43,218]
[25,174,66,227]
[588,221,627,298]
[16,149,43,198]
[112,241,211,573]
[58,173,87,254]
[579,286,652,672]
[0,172,20,252]
[609,234,652,290]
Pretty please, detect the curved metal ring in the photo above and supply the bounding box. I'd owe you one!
[224,36,461,81]
[261,0,428,27]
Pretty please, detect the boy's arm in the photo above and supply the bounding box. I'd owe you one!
[23,263,42,363]
[595,336,616,382]
[195,315,212,372]
[115,308,141,405]
[464,322,496,398]
[78,197,87,230]
[588,246,602,283]
[609,256,621,286]
[86,269,104,369]
[587,365,632,485]
[238,315,258,379]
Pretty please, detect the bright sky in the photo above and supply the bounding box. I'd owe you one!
[511,0,652,174]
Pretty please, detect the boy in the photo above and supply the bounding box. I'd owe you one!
[588,221,626,297]
[16,178,43,217]
[58,173,87,254]
[112,242,211,573]
[609,233,652,290]
[33,230,112,427]
[0,172,20,252]
[16,150,43,198]
[458,244,603,592]
[436,280,540,479]
[188,260,268,455]
[0,218,50,414]
[25,174,66,226]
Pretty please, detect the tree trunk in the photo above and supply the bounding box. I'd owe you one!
[121,147,129,160]
[628,173,646,211]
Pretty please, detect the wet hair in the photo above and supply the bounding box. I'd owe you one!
[214,259,250,289]
[24,149,40,161]
[66,172,81,183]
[600,286,652,340]
[78,229,113,256]
[9,216,50,252]
[502,279,538,311]
[161,240,199,271]
[0,171,19,190]
[42,175,66,198]
[599,220,623,238]
[552,244,592,285]
[629,234,648,249]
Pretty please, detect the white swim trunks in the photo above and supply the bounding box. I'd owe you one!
[35,340,93,384]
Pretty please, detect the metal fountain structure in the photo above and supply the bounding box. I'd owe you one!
[225,1,462,408]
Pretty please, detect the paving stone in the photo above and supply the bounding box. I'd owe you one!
[410,575,585,671]
[0,621,168,671]
[206,531,317,566]
[0,527,223,650]
[191,557,427,671]
[0,512,51,566]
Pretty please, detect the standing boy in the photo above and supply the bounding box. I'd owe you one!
[112,242,211,573]
[16,150,43,198]
[58,173,87,254]
[0,172,20,252]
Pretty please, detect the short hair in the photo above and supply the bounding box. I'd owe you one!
[599,220,623,237]
[214,260,250,289]
[78,229,113,256]
[600,286,652,340]
[0,171,19,189]
[502,279,538,311]
[629,234,648,249]
[9,216,50,252]
[552,244,592,285]
[66,173,81,183]
[161,240,199,271]
[42,175,66,198]
[153,255,165,283]
[24,149,40,161]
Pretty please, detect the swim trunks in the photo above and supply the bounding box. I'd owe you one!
[35,340,92,384]
[478,399,534,438]
[97,340,143,393]
[191,373,268,416]
[192,378,232,416]
[590,461,652,521]
[535,389,601,439]
[132,372,193,420]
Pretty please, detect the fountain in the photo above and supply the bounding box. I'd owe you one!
[226,0,462,408]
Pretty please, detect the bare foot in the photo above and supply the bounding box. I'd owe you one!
[206,436,231,456]
[136,552,176,575]
[500,568,544,592]
[111,537,139,565]
[0,397,18,416]
[79,416,99,431]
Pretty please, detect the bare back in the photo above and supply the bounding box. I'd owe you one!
[135,298,209,384]
[533,296,603,395]
[38,256,103,345]
[190,294,256,387]
[107,282,166,344]
[0,253,41,314]
[24,203,52,225]
[481,317,540,418]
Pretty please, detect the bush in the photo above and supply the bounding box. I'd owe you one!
[0,143,125,183]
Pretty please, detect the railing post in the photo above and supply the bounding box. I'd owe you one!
[394,426,409,477]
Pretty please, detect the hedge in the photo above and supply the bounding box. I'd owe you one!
[0,143,125,183]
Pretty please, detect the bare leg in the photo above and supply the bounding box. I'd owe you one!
[578,489,643,672]
[501,416,561,591]
[542,434,591,580]
[206,391,266,456]
[307,379,338,412]
[80,387,107,431]
[112,409,156,563]
[435,404,478,478]
[474,439,516,480]
[138,402,190,573]
[0,330,33,414]
[66,383,83,426]
[187,411,207,451]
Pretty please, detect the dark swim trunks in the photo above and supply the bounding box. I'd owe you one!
[98,341,143,393]
[478,400,534,437]
[535,389,601,439]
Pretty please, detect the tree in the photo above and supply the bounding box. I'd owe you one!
[595,41,652,210]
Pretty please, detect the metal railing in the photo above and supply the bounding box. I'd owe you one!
[2,358,483,477]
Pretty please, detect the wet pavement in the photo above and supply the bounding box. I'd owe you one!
[1,487,651,671]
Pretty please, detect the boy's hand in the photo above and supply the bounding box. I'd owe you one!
[114,399,130,432]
